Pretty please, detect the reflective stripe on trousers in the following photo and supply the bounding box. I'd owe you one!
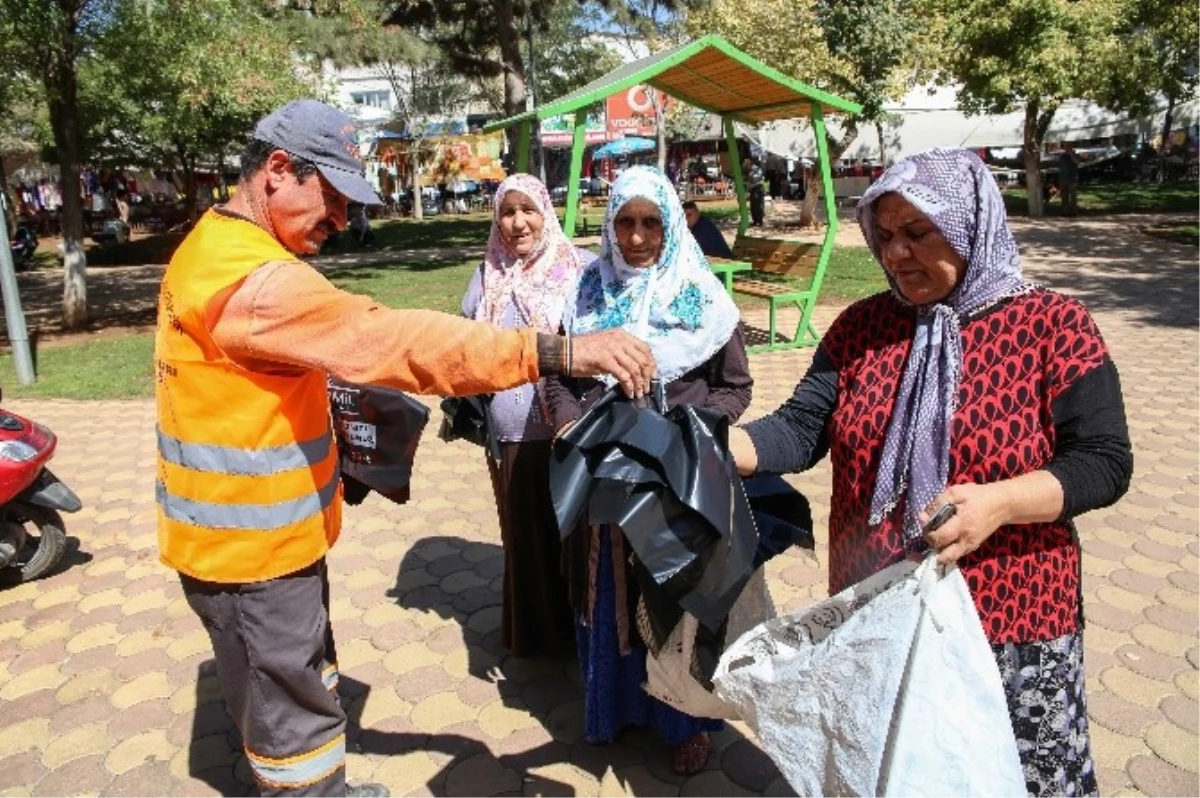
[246,734,346,791]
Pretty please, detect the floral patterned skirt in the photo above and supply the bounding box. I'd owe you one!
[991,632,1098,797]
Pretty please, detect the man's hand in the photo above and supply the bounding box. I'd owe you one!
[570,330,656,398]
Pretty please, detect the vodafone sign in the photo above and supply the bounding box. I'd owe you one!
[606,85,671,137]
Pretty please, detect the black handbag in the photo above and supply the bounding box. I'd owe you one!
[438,394,501,461]
[328,378,430,506]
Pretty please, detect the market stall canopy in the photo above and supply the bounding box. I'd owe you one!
[592,137,657,160]
[483,34,859,133]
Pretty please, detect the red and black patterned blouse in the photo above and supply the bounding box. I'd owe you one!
[746,288,1132,645]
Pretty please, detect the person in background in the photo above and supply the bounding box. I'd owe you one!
[1058,143,1080,216]
[682,200,734,259]
[155,98,656,798]
[461,173,591,657]
[545,166,753,777]
[743,156,766,227]
[729,148,1132,796]
[348,203,374,246]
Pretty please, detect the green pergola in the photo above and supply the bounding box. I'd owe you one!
[484,34,862,250]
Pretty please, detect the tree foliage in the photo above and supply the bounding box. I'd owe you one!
[690,0,922,223]
[383,0,696,166]
[929,0,1135,216]
[1099,0,1198,176]
[0,0,116,328]
[534,2,623,104]
[88,0,314,219]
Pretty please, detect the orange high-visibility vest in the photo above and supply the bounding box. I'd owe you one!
[155,209,341,583]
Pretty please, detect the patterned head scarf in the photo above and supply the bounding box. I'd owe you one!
[856,147,1033,545]
[476,173,584,333]
[570,165,740,383]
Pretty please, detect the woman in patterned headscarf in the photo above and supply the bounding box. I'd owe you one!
[460,173,589,658]
[544,165,752,775]
[730,148,1132,796]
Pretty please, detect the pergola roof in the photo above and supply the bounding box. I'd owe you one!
[483,35,861,133]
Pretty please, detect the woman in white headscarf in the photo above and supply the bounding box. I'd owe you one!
[460,173,590,658]
[544,166,752,775]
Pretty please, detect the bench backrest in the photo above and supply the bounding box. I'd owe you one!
[731,236,820,278]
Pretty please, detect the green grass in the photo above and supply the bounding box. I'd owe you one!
[324,254,480,314]
[2,242,882,401]
[1142,223,1200,248]
[730,246,887,312]
[1,333,156,400]
[1002,180,1199,216]
[815,246,888,301]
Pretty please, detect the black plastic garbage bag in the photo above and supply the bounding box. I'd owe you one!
[633,475,816,657]
[743,474,815,566]
[328,378,430,506]
[438,394,501,462]
[551,385,759,634]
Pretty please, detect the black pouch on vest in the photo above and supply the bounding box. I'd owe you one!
[329,378,430,506]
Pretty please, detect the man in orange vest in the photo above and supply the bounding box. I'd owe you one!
[155,99,654,798]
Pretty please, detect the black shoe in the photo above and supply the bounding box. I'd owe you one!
[346,783,390,797]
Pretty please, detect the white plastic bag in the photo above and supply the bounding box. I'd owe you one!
[643,567,775,719]
[713,556,1025,798]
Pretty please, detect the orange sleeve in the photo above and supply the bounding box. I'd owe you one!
[209,260,541,396]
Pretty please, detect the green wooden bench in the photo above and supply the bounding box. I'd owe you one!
[730,235,825,353]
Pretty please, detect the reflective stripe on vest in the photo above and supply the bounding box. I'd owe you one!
[246,734,345,790]
[157,426,332,475]
[156,468,339,531]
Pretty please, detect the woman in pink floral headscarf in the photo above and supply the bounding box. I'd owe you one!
[460,172,592,657]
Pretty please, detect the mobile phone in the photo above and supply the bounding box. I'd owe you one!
[925,502,957,532]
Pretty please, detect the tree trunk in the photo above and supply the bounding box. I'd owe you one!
[495,0,528,167]
[178,146,199,226]
[0,158,15,236]
[1157,91,1175,183]
[411,144,423,221]
[875,121,887,166]
[1021,100,1056,219]
[47,48,87,330]
[799,126,854,228]
[799,169,822,228]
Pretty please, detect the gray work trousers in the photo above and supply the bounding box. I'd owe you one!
[181,559,346,796]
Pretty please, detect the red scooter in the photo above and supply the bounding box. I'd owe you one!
[0,390,80,583]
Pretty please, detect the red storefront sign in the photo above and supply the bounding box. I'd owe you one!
[606,86,672,137]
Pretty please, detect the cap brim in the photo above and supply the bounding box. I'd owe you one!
[318,164,383,205]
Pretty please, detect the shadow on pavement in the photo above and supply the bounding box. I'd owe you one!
[177,534,789,796]
[386,534,792,796]
[1013,220,1199,329]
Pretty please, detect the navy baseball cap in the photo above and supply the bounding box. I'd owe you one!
[253,99,381,205]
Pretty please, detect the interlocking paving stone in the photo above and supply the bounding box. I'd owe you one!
[1116,643,1192,682]
[1145,721,1200,772]
[29,754,110,797]
[1159,695,1200,736]
[1127,753,1200,797]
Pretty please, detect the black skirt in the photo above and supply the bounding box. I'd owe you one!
[487,440,575,658]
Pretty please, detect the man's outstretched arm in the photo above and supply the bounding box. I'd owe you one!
[208,260,655,397]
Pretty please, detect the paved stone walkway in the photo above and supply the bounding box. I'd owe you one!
[0,217,1196,796]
